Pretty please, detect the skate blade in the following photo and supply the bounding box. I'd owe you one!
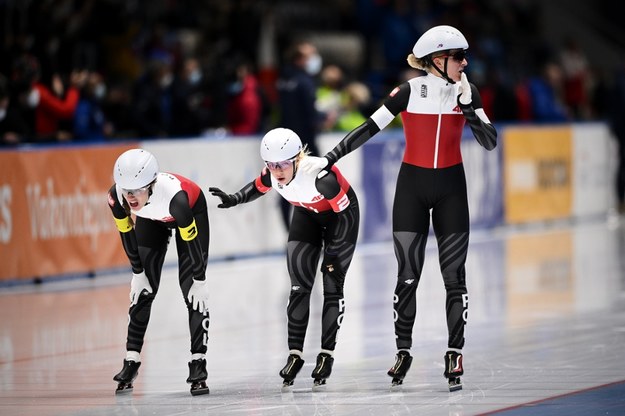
[312,379,327,391]
[190,381,210,396]
[448,377,462,392]
[115,383,133,394]
[389,379,405,391]
[281,380,294,393]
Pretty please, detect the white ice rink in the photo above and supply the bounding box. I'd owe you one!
[1,217,624,416]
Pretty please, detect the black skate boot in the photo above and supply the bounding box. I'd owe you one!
[186,358,209,396]
[113,359,141,394]
[311,352,334,388]
[279,354,305,390]
[444,350,464,392]
[387,350,412,387]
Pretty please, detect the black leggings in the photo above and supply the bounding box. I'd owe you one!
[284,189,359,353]
[125,193,210,355]
[392,163,469,351]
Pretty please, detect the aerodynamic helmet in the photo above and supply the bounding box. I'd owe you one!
[260,128,302,162]
[113,149,159,190]
[412,25,469,58]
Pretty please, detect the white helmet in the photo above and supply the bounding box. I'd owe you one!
[113,149,159,189]
[260,128,302,162]
[412,25,468,58]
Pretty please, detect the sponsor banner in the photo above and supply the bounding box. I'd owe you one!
[572,123,617,217]
[0,144,136,281]
[504,126,573,224]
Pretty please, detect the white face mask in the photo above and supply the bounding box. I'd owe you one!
[27,88,40,108]
[93,83,106,100]
[0,108,6,122]
[189,69,202,85]
[305,54,322,76]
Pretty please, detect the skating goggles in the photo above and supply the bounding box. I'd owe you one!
[438,50,467,62]
[121,185,150,196]
[265,158,296,170]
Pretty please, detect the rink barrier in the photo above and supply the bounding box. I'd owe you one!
[0,123,616,282]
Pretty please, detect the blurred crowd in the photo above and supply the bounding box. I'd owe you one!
[0,0,623,147]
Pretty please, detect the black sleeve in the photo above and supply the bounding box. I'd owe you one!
[315,169,341,200]
[108,185,142,274]
[169,191,206,280]
[459,84,497,151]
[233,169,272,205]
[325,82,409,165]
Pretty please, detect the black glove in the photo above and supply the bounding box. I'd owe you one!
[208,187,237,208]
[321,255,345,283]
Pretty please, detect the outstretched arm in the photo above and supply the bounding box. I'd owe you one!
[300,82,410,173]
[209,169,272,208]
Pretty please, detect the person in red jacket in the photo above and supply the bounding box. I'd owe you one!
[11,54,87,142]
[225,57,264,135]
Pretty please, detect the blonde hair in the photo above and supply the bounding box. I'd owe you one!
[296,145,311,162]
[407,53,430,71]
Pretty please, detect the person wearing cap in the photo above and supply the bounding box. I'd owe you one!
[108,148,211,396]
[209,127,360,390]
[299,25,497,391]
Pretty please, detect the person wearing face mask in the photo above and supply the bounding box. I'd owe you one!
[225,55,265,135]
[299,25,497,391]
[73,71,114,141]
[10,54,87,142]
[132,58,174,138]
[171,57,213,137]
[108,149,211,396]
[209,128,360,390]
[276,40,325,229]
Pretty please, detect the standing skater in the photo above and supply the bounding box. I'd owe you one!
[209,128,359,390]
[108,149,211,396]
[300,25,497,391]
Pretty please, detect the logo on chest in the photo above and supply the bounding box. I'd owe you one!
[420,85,427,98]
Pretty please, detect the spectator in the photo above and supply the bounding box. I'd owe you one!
[335,81,371,132]
[171,57,213,138]
[11,54,87,142]
[559,38,590,119]
[276,39,325,229]
[527,62,569,122]
[132,58,174,138]
[225,56,264,135]
[316,64,346,131]
[74,72,114,141]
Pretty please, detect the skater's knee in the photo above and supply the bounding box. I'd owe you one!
[289,282,312,294]
[396,273,419,288]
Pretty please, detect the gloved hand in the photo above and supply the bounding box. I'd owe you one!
[187,279,209,313]
[321,255,345,283]
[208,187,237,208]
[129,271,153,305]
[457,72,472,105]
[298,155,329,174]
